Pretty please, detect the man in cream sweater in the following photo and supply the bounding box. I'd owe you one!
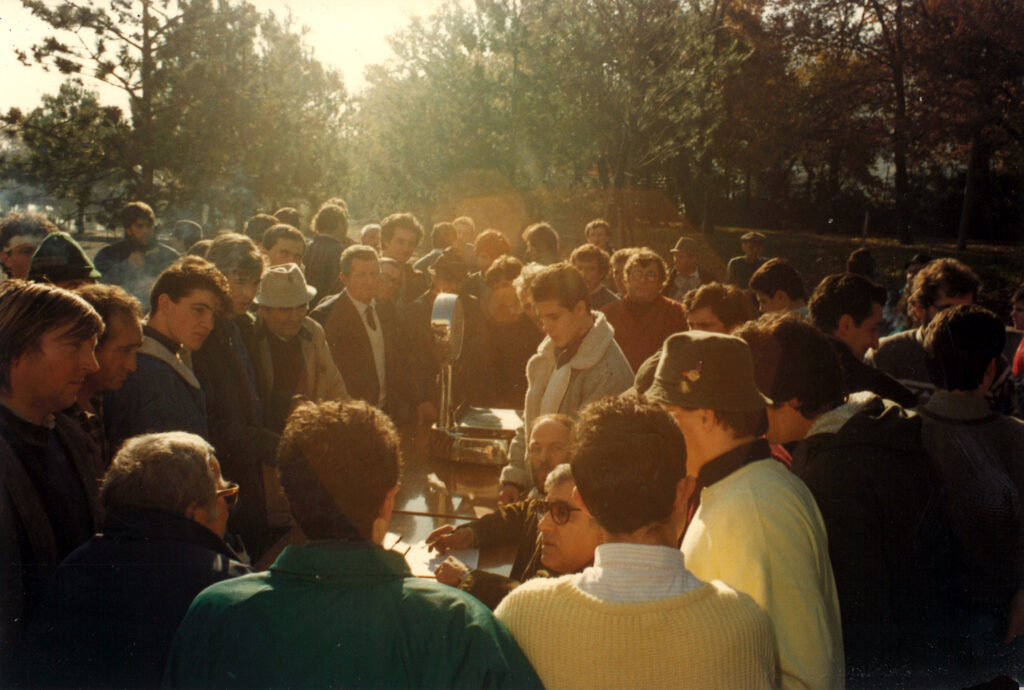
[649,331,844,690]
[495,396,776,689]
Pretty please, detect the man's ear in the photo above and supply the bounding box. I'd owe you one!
[338,271,350,289]
[572,486,595,519]
[378,484,399,522]
[572,300,588,319]
[698,408,717,433]
[673,475,697,516]
[836,313,855,338]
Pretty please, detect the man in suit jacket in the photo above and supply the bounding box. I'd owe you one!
[311,245,413,424]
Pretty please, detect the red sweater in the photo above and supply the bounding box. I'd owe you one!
[600,296,688,371]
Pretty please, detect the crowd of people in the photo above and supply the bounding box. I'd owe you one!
[1,199,1023,689]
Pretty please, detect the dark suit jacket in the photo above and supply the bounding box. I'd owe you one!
[310,291,413,422]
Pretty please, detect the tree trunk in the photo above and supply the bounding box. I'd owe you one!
[957,130,988,251]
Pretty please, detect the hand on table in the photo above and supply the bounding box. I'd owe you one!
[426,524,474,553]
[434,556,470,586]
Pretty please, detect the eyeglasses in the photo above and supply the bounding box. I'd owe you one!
[535,499,580,525]
[216,482,240,510]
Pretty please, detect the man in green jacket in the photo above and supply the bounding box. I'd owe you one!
[164,399,541,689]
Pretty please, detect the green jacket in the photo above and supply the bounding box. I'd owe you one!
[163,542,542,689]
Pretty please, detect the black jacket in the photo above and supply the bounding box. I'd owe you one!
[193,315,281,557]
[20,507,250,689]
[794,394,956,686]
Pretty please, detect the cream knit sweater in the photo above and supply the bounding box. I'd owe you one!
[495,575,778,689]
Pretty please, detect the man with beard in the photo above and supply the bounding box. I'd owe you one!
[94,202,180,308]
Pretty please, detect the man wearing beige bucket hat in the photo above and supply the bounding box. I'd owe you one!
[249,263,348,432]
[647,330,843,690]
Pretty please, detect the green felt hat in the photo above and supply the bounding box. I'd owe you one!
[646,331,771,411]
[27,231,100,283]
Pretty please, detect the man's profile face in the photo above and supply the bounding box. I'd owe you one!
[528,418,572,490]
[686,306,727,334]
[225,272,261,316]
[89,314,143,392]
[487,282,522,323]
[126,220,155,247]
[266,239,305,268]
[842,302,884,359]
[672,250,697,275]
[755,290,788,315]
[383,227,418,264]
[573,258,604,293]
[1011,301,1024,331]
[538,481,601,574]
[341,257,380,305]
[12,323,99,414]
[535,298,588,349]
[1,236,44,279]
[259,304,307,341]
[157,288,218,351]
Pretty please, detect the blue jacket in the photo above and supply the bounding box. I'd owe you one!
[104,335,208,451]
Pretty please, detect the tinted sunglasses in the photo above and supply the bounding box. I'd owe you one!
[534,499,580,525]
[216,482,240,511]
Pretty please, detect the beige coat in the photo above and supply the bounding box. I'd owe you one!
[501,311,634,490]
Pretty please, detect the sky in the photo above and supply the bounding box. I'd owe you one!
[0,0,448,113]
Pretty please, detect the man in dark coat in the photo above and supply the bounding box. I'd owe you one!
[93,201,180,308]
[20,432,250,689]
[0,281,105,680]
[735,313,957,687]
[103,257,230,452]
[809,272,918,409]
[193,234,282,559]
[303,203,352,304]
[311,245,414,425]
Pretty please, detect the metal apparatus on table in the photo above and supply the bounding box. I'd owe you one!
[429,293,523,465]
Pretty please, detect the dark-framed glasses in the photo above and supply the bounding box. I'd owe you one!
[216,482,240,511]
[535,499,580,525]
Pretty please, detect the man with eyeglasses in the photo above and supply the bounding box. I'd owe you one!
[600,247,688,372]
[495,396,777,689]
[20,432,250,689]
[429,415,601,608]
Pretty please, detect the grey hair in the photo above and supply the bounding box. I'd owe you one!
[544,463,574,494]
[100,432,219,518]
[339,244,380,276]
[513,262,544,302]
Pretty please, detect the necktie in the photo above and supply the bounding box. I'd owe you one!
[365,305,378,331]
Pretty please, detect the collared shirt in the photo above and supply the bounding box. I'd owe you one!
[347,292,386,408]
[574,542,703,603]
[674,268,702,296]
